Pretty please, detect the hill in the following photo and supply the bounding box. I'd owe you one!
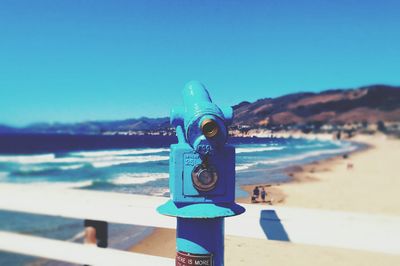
[0,117,170,135]
[232,84,400,131]
[0,84,399,135]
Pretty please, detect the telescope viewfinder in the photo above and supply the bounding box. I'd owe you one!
[201,118,219,138]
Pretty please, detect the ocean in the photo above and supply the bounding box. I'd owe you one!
[0,134,360,265]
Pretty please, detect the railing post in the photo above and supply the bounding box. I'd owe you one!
[158,81,245,266]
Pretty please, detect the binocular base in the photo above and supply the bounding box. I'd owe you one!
[157,200,245,218]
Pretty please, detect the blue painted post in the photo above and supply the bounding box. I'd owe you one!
[158,81,245,266]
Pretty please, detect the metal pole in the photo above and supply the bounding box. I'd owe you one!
[176,218,224,266]
[158,81,245,266]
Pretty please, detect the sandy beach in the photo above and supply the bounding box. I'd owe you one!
[270,134,400,215]
[130,134,400,265]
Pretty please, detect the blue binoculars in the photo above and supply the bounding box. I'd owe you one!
[158,81,244,216]
[157,81,245,266]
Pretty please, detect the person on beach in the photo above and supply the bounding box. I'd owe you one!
[261,187,267,202]
[252,186,260,202]
[251,194,256,203]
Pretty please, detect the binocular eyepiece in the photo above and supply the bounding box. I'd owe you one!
[201,119,219,138]
[171,81,233,155]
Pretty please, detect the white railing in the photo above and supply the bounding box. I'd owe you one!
[0,183,175,228]
[0,183,400,265]
[0,231,174,266]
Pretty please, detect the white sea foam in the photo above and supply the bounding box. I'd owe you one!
[112,173,169,185]
[0,152,169,168]
[259,145,357,165]
[235,144,356,171]
[0,154,55,164]
[17,165,53,173]
[14,164,83,173]
[72,148,170,157]
[294,143,326,149]
[59,164,85,170]
[235,163,257,171]
[91,155,169,168]
[236,146,284,153]
[19,180,93,189]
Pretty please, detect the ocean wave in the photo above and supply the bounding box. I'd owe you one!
[293,143,326,149]
[14,165,55,174]
[0,154,55,164]
[235,144,356,171]
[151,188,170,197]
[0,153,169,168]
[235,163,257,171]
[0,171,8,179]
[111,173,169,185]
[59,164,85,170]
[236,146,284,153]
[259,145,357,165]
[15,180,94,189]
[72,148,170,157]
[91,155,169,168]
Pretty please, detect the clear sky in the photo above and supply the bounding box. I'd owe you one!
[0,0,399,126]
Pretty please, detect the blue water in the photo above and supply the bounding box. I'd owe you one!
[0,134,359,265]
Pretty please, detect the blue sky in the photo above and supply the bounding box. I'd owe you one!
[0,0,399,126]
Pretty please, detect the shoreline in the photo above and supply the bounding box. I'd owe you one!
[236,139,370,206]
[270,134,400,215]
[128,135,388,260]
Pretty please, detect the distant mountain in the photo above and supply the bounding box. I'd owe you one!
[232,84,400,128]
[0,117,170,135]
[1,84,399,135]
[0,125,17,134]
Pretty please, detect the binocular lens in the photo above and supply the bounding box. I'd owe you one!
[192,164,218,191]
[201,119,219,138]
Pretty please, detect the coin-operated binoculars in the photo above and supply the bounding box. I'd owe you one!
[158,81,245,266]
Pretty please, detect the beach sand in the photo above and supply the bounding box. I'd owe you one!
[270,134,400,215]
[130,134,400,265]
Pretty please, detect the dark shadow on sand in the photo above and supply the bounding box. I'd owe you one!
[259,210,290,241]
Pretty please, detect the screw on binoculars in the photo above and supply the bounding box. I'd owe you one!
[157,81,245,266]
